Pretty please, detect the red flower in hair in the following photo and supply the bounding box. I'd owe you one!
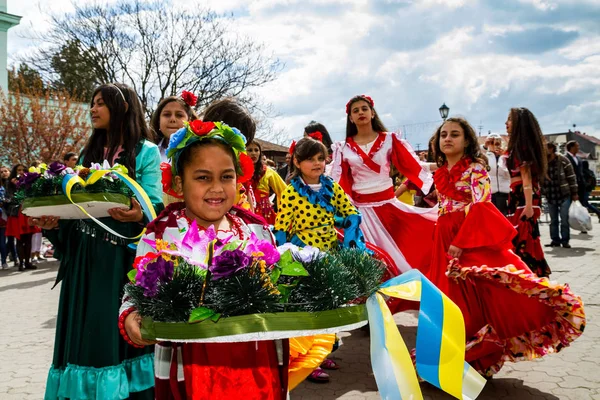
[189,120,215,135]
[237,153,255,184]
[160,162,184,199]
[345,95,375,114]
[181,91,197,107]
[307,131,323,142]
[289,140,296,155]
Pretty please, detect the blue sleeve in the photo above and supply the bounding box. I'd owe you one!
[136,142,165,220]
[273,229,288,246]
[340,213,367,250]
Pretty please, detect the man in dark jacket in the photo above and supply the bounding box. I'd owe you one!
[565,140,584,197]
[543,142,578,248]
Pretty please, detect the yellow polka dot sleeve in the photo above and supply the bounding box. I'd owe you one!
[274,185,296,238]
[332,182,359,218]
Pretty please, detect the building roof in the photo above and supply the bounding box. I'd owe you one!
[253,138,289,153]
[545,131,600,146]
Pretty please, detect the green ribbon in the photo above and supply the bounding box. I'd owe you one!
[141,305,367,341]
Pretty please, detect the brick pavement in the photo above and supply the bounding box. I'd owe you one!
[1,220,599,399]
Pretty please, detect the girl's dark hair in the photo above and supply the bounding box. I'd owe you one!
[430,117,488,168]
[202,97,256,143]
[304,121,333,154]
[81,83,152,178]
[175,139,238,180]
[289,137,328,180]
[506,107,547,181]
[247,141,265,183]
[150,96,198,145]
[345,95,388,138]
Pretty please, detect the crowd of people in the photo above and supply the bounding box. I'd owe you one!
[3,84,591,399]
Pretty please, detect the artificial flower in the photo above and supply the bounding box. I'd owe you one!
[166,126,188,156]
[16,172,40,189]
[210,249,252,280]
[307,131,323,142]
[160,162,183,199]
[245,233,280,265]
[47,161,67,176]
[160,222,224,268]
[237,153,255,184]
[134,251,160,270]
[136,257,174,297]
[277,243,324,264]
[181,90,197,107]
[189,120,215,135]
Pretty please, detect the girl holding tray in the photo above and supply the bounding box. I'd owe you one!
[274,136,368,386]
[425,116,585,376]
[121,121,288,400]
[31,83,164,400]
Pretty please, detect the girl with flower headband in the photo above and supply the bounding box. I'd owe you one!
[245,140,287,224]
[274,136,366,386]
[121,121,289,400]
[424,116,584,377]
[331,95,438,297]
[31,83,164,400]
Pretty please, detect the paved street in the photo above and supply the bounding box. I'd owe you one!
[1,219,599,399]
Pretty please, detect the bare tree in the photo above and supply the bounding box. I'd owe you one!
[20,0,282,117]
[0,71,90,166]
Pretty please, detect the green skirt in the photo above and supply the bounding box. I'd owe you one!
[44,218,155,400]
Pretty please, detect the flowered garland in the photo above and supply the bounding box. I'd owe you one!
[345,95,375,114]
[125,224,385,321]
[161,121,254,197]
[14,161,134,204]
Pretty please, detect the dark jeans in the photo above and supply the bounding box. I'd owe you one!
[0,227,6,264]
[581,191,600,218]
[6,235,17,262]
[548,198,571,244]
[492,192,509,216]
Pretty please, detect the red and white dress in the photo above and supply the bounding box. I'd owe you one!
[330,131,438,276]
[427,157,585,376]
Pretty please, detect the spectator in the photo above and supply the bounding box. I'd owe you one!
[0,166,17,267]
[277,152,291,182]
[582,160,600,223]
[266,159,276,168]
[542,142,578,248]
[485,133,510,215]
[63,152,79,168]
[565,141,584,197]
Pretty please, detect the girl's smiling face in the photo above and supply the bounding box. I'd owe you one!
[174,143,237,228]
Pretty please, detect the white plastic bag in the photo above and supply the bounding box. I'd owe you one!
[569,200,593,232]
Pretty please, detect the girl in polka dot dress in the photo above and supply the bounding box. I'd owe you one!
[274,137,366,386]
[274,137,366,250]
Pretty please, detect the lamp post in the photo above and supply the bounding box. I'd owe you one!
[439,103,449,121]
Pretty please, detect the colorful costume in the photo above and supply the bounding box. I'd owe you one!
[273,175,365,250]
[506,156,552,277]
[244,166,287,224]
[331,132,438,275]
[123,202,287,400]
[426,157,585,376]
[273,174,366,389]
[44,140,164,400]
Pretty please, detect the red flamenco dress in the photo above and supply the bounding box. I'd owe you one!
[426,157,585,377]
[243,165,287,225]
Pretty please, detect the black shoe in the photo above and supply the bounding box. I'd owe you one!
[24,263,37,270]
[18,263,24,272]
[581,231,588,234]
[545,241,561,247]
[562,243,572,248]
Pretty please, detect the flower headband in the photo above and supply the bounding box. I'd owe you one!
[161,120,254,197]
[307,131,323,142]
[181,91,197,107]
[345,95,374,114]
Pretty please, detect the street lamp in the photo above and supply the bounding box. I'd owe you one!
[439,103,449,120]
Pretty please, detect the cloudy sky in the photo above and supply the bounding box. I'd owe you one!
[7,0,600,148]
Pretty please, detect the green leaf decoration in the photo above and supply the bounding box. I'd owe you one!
[270,266,281,284]
[278,250,309,276]
[189,306,217,323]
[127,269,137,283]
[277,283,295,304]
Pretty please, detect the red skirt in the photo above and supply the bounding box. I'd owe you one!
[175,341,284,400]
[254,190,277,225]
[6,210,39,239]
[427,202,585,376]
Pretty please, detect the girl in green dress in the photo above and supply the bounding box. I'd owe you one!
[32,83,164,400]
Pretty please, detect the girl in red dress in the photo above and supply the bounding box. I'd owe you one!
[426,117,585,376]
[505,107,551,277]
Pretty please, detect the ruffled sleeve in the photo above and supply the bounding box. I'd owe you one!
[266,167,287,206]
[390,132,433,194]
[330,141,354,197]
[332,182,366,249]
[469,163,492,205]
[273,185,295,245]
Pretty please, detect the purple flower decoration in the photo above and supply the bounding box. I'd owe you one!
[16,172,41,189]
[135,257,174,297]
[210,249,252,280]
[47,161,67,176]
[245,233,280,265]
